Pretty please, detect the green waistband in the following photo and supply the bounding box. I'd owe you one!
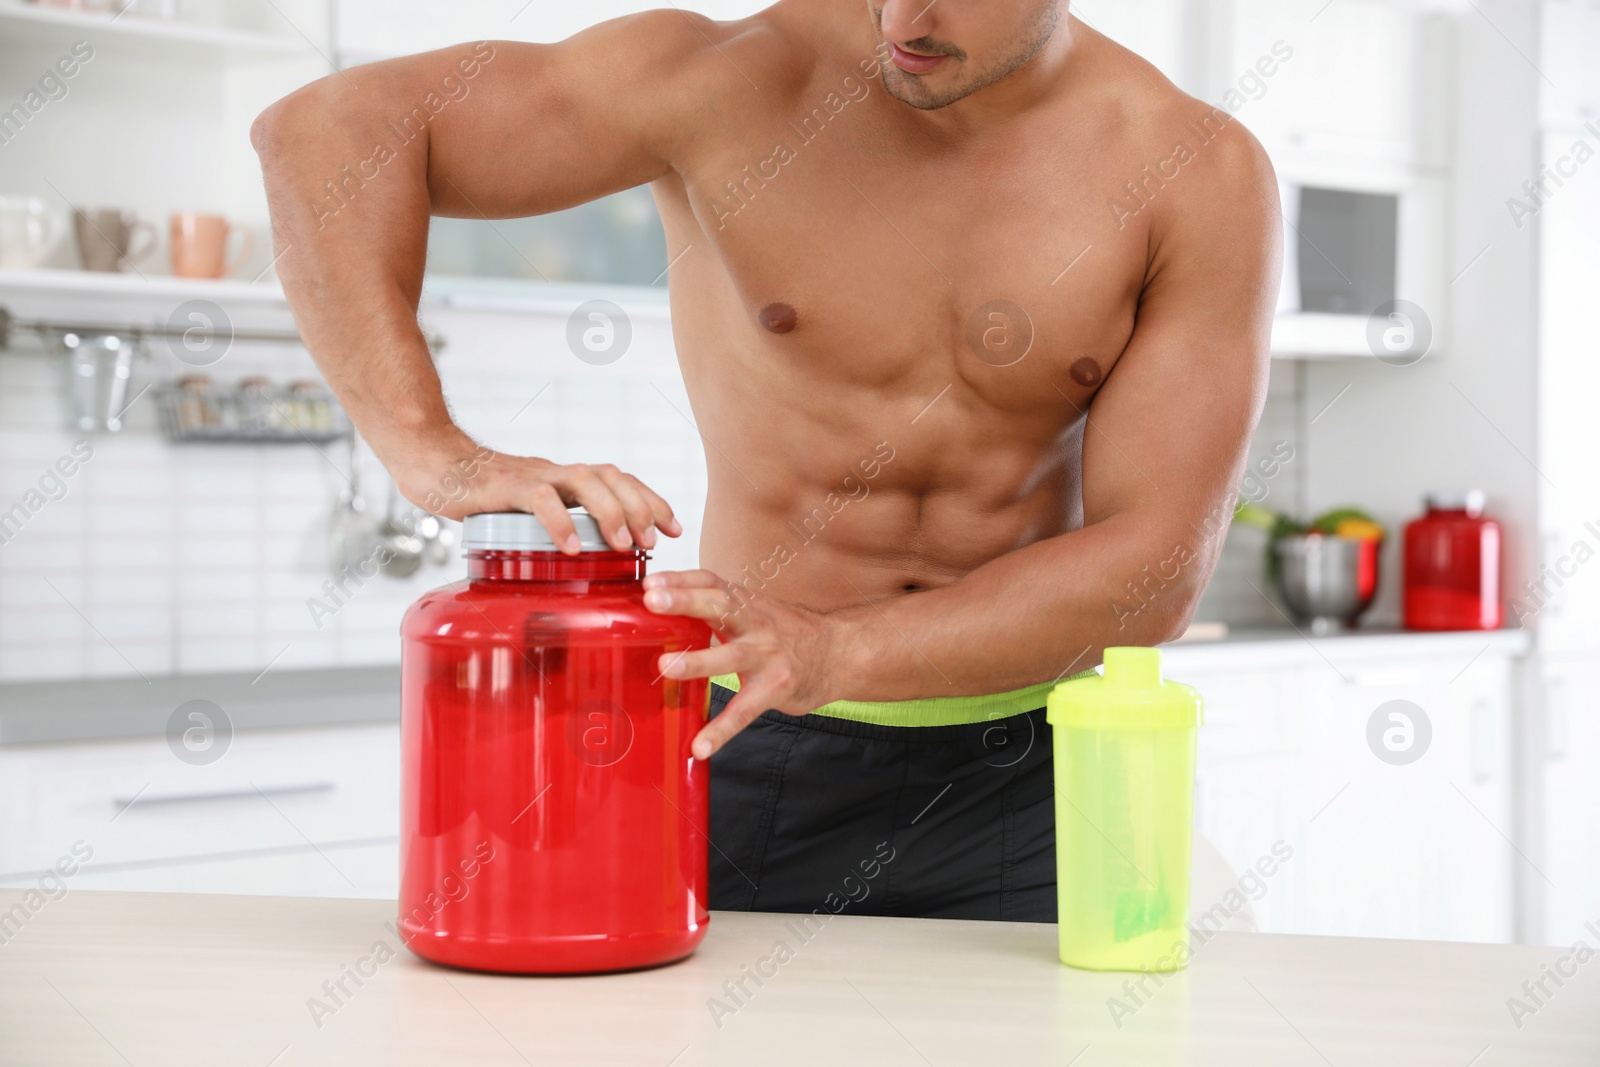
[709,670,1098,728]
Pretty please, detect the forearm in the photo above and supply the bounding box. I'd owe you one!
[829,510,1215,701]
[252,55,465,470]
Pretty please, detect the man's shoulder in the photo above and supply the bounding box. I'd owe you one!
[518,4,829,170]
[1088,30,1273,212]
[604,3,835,104]
[1069,30,1275,242]
[1082,29,1270,183]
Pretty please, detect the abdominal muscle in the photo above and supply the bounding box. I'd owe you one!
[690,405,1086,613]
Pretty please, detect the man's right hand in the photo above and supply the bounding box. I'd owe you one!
[397,435,680,555]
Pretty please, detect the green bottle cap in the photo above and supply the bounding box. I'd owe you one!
[1046,647,1203,730]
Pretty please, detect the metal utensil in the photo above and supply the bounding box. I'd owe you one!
[1273,534,1380,634]
[376,478,424,578]
[61,330,140,432]
[415,513,455,567]
[330,435,381,575]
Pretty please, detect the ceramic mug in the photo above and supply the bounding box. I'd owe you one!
[169,212,253,280]
[0,196,66,269]
[74,207,157,273]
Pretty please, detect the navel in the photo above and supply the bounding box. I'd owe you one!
[1069,356,1103,387]
[759,301,798,334]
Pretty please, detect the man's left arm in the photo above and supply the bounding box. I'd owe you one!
[652,121,1282,759]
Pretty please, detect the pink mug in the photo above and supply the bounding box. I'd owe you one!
[169,212,253,280]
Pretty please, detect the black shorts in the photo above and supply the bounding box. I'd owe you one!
[706,684,1058,922]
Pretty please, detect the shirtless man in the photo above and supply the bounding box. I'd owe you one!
[253,0,1279,921]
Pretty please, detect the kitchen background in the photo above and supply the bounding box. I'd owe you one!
[0,0,1596,955]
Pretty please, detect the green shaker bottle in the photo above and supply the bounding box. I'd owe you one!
[1047,646,1202,972]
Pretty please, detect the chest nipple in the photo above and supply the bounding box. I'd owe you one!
[758,302,798,334]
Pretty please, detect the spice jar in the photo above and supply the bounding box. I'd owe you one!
[235,375,283,432]
[286,379,332,433]
[173,374,215,434]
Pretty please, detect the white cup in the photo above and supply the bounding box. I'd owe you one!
[0,196,66,270]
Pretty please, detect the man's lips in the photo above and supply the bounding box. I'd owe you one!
[888,41,951,75]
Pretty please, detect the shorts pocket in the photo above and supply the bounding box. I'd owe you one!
[708,689,800,910]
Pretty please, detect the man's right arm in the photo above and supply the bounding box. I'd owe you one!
[251,13,726,552]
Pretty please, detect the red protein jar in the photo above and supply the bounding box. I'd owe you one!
[1402,491,1502,631]
[399,510,714,973]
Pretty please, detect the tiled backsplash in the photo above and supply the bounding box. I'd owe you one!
[0,296,1302,683]
[1190,365,1306,629]
[0,300,707,682]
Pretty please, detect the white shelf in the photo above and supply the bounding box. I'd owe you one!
[0,267,675,314]
[0,266,289,306]
[423,274,673,321]
[0,1,310,61]
[1269,312,1438,361]
[0,267,670,348]
[0,268,301,348]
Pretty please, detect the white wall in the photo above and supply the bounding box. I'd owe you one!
[1303,0,1541,626]
[334,0,768,60]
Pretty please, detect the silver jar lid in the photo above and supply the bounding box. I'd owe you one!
[1424,490,1485,515]
[462,510,611,553]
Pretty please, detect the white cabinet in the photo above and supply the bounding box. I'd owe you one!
[1535,134,1600,653]
[1531,5,1600,947]
[1538,653,1600,945]
[1191,665,1307,933]
[1292,656,1514,943]
[1539,0,1600,128]
[1181,640,1519,942]
[0,723,399,899]
[1211,0,1455,170]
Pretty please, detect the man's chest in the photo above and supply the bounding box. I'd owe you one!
[660,120,1151,416]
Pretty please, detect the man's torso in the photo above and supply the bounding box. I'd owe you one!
[645,1,1228,609]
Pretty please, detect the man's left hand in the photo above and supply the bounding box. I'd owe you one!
[643,570,842,759]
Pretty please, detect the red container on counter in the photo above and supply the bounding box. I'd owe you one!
[399,510,713,974]
[1402,491,1502,631]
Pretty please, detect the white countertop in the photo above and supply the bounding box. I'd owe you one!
[0,666,400,747]
[0,627,1530,747]
[1161,624,1531,673]
[1,890,1593,1065]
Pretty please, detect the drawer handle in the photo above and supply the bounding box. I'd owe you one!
[111,782,336,810]
[1470,699,1496,783]
[1547,677,1569,761]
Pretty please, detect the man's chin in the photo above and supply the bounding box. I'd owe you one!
[882,72,964,111]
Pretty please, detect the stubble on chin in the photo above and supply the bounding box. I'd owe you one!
[880,68,960,111]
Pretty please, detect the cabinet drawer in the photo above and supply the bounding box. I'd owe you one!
[1189,668,1301,761]
[0,724,399,875]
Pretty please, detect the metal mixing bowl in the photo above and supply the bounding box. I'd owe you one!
[1273,534,1381,633]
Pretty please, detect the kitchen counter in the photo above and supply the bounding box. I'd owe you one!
[0,627,1530,747]
[1,890,1593,1065]
[1161,624,1531,674]
[0,666,399,747]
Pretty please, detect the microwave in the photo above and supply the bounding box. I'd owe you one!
[1272,171,1447,359]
